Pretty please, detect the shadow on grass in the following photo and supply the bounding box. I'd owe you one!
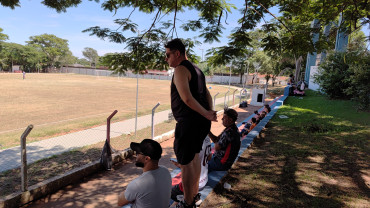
[206,91,369,208]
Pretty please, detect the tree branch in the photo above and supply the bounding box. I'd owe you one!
[217,10,223,26]
[128,7,136,19]
[138,7,162,43]
[242,1,247,28]
[172,0,178,39]
[258,2,292,35]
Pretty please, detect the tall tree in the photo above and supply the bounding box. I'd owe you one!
[3,1,368,73]
[0,27,9,70]
[59,50,77,67]
[0,42,24,71]
[26,34,70,70]
[0,27,8,41]
[18,45,46,72]
[82,47,99,67]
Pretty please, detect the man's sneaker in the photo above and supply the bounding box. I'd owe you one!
[175,200,195,208]
[194,193,202,207]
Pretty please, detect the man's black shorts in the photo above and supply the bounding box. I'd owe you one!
[174,119,211,165]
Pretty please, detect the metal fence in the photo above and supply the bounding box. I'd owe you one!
[59,67,246,84]
[0,75,248,197]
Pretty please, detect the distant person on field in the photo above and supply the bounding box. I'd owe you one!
[208,108,240,172]
[165,38,217,208]
[23,71,26,80]
[118,139,172,208]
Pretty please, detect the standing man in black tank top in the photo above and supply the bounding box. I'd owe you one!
[165,39,217,208]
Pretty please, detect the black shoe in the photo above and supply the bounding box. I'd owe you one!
[194,193,202,207]
[175,200,195,208]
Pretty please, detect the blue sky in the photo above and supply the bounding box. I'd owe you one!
[0,1,267,59]
[0,2,368,59]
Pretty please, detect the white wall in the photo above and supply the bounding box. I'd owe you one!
[309,66,320,91]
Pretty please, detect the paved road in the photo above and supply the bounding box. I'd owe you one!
[0,93,247,173]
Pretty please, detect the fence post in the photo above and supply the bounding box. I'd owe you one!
[224,90,230,107]
[151,102,160,139]
[213,92,219,110]
[232,89,238,105]
[107,110,118,143]
[239,88,246,104]
[21,124,33,192]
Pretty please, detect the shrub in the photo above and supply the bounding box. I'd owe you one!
[314,52,353,99]
[314,50,370,110]
[345,52,370,110]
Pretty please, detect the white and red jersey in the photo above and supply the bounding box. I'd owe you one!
[198,136,212,189]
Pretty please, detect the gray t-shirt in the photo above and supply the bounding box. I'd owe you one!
[124,166,172,208]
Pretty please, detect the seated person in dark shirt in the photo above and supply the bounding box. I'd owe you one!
[240,121,251,136]
[241,117,257,137]
[208,108,241,172]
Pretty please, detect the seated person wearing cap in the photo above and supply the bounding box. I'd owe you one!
[208,108,241,172]
[118,139,172,208]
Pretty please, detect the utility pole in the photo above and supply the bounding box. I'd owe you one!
[199,48,204,62]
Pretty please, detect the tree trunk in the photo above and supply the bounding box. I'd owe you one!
[294,56,303,82]
[272,75,276,87]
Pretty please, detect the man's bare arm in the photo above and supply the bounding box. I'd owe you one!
[117,191,131,207]
[208,131,219,143]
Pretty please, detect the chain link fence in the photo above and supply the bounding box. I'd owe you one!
[0,72,241,197]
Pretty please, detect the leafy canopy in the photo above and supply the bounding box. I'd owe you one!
[1,0,369,73]
[26,34,71,68]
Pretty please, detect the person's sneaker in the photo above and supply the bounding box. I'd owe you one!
[175,200,195,208]
[194,193,202,207]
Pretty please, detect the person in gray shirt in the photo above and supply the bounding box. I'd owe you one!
[118,139,172,208]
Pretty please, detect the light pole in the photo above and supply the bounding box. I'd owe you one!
[244,60,249,89]
[228,60,232,105]
[135,72,139,138]
[199,48,204,62]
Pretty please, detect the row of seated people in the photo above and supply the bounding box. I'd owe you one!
[240,104,271,137]
[118,108,241,208]
[119,106,267,208]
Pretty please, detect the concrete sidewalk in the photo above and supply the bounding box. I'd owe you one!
[0,96,244,173]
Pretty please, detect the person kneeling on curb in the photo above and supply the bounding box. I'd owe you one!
[208,108,241,172]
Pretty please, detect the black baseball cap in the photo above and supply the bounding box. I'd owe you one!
[130,139,162,160]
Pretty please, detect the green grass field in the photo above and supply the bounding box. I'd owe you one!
[0,73,231,149]
[204,90,370,208]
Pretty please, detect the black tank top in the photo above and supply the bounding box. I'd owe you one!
[171,60,210,122]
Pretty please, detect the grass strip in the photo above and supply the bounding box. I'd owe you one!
[205,90,370,208]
